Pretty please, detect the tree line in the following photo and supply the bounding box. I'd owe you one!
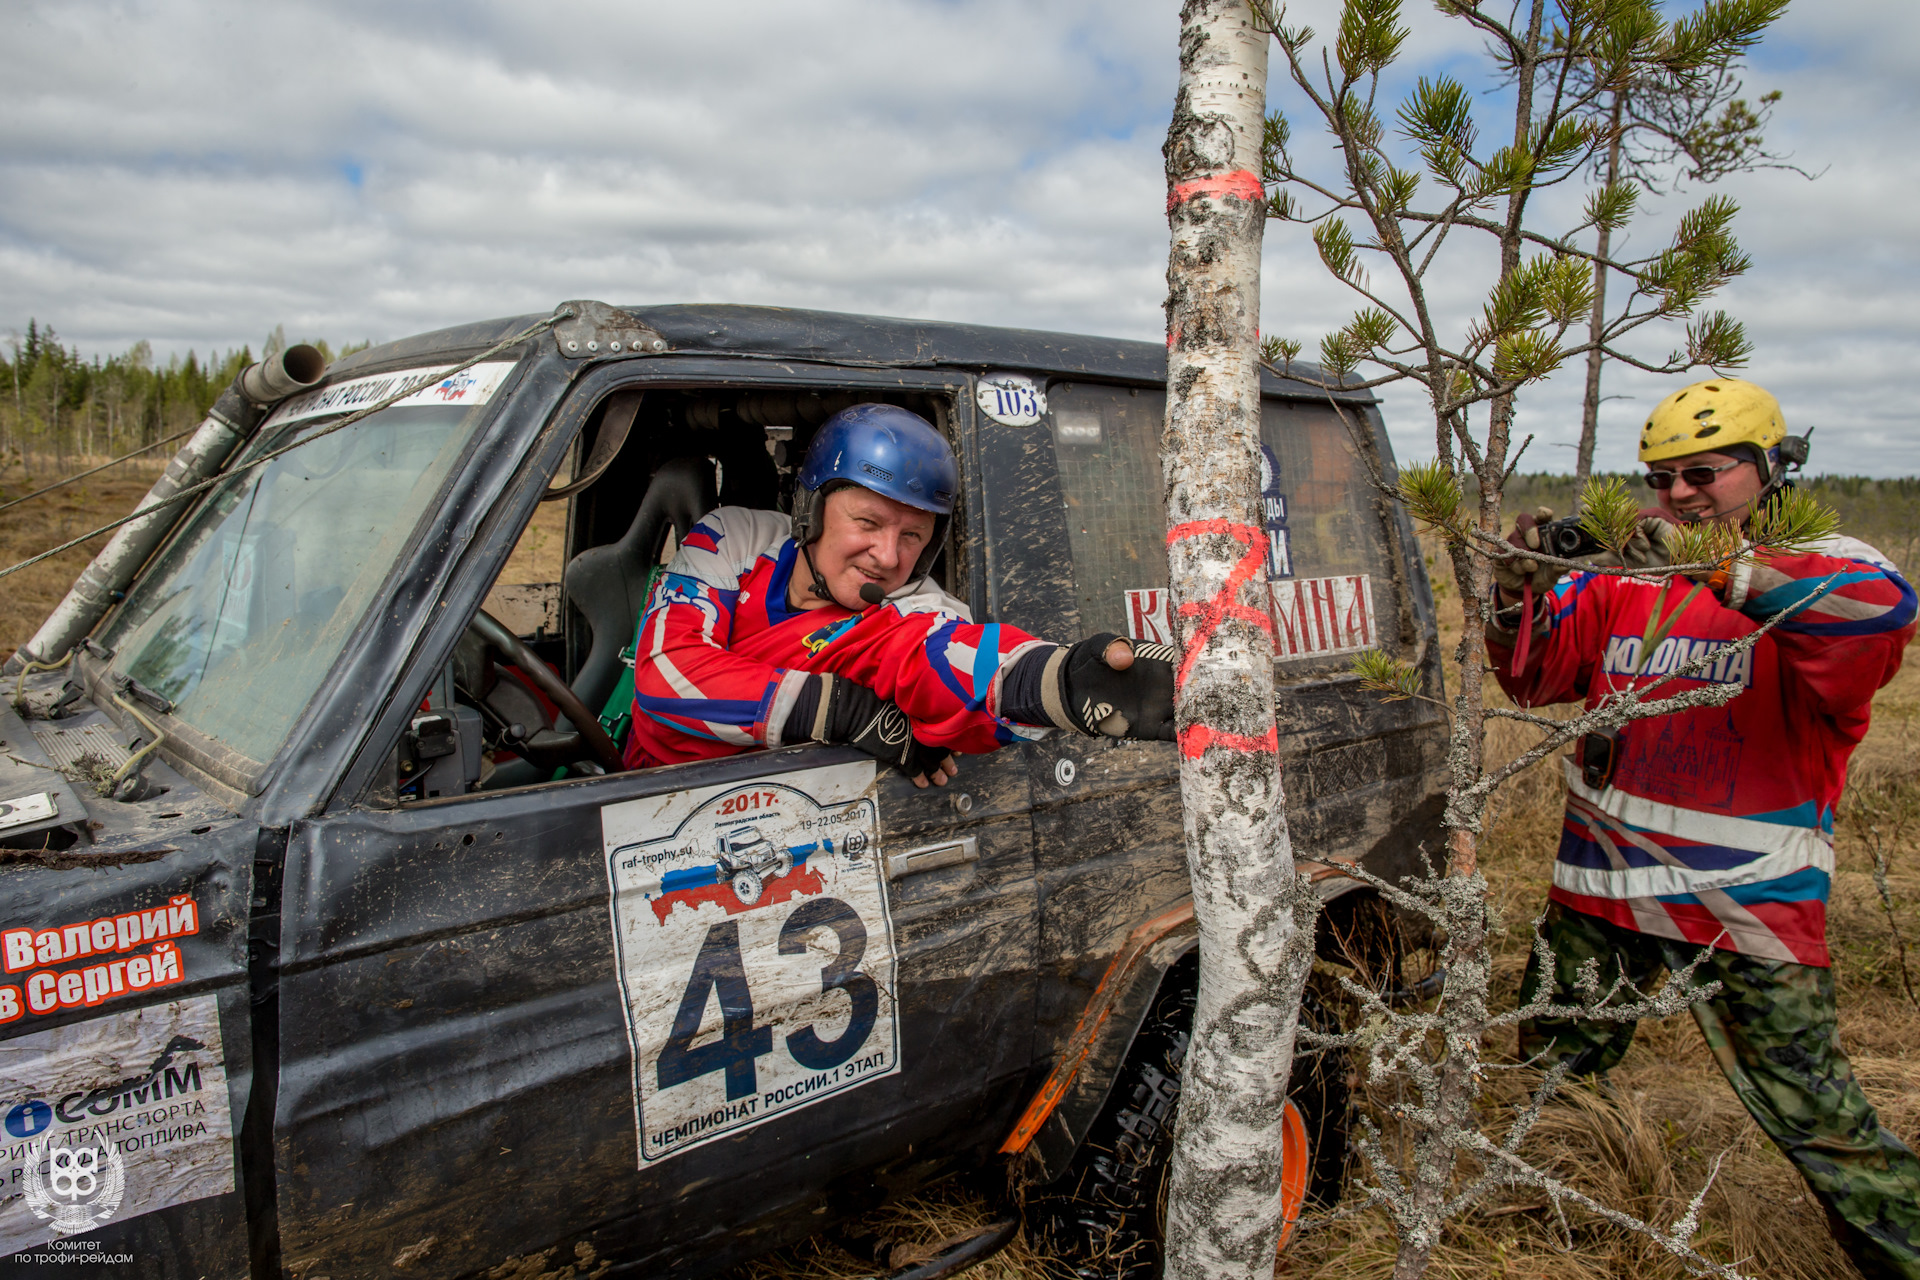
[1498,470,1920,570]
[1,320,367,480]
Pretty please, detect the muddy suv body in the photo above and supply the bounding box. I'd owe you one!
[0,303,1446,1277]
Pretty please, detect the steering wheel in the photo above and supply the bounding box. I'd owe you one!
[462,609,625,774]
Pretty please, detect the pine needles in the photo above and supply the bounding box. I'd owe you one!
[1578,476,1644,560]
[1747,487,1840,553]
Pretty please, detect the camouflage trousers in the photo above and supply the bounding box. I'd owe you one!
[1519,901,1920,1280]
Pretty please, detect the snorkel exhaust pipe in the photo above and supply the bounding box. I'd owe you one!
[5,345,330,674]
[239,342,327,405]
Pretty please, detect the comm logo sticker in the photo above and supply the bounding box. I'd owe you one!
[23,1135,127,1236]
[601,761,900,1165]
[0,993,237,1253]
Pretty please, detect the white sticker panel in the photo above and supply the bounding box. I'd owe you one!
[1259,444,1294,580]
[0,795,57,836]
[0,994,236,1250]
[1272,573,1378,660]
[263,360,517,427]
[602,761,899,1165]
[976,372,1047,426]
[1123,589,1172,645]
[1124,573,1379,661]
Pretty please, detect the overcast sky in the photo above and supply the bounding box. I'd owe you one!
[2,1,1913,475]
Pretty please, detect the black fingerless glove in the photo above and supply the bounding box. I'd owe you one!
[1004,633,1178,740]
[784,674,951,778]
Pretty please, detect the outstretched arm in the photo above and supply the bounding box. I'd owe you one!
[1722,537,1917,716]
[803,609,1178,751]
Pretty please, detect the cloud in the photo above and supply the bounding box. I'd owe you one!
[1,0,1913,475]
[1264,0,1920,479]
[1,0,1183,346]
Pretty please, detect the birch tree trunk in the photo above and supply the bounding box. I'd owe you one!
[1159,5,1307,1277]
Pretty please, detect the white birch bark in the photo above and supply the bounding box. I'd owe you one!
[1158,4,1309,1277]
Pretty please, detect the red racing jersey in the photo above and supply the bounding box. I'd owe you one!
[624,507,1055,770]
[1490,533,1916,966]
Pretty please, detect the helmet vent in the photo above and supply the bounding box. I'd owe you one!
[1694,408,1715,419]
[1695,424,1721,437]
[1705,384,1722,392]
[860,462,894,482]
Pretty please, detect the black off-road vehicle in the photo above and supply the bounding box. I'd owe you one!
[0,302,1446,1278]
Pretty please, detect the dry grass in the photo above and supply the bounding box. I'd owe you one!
[0,453,169,659]
[499,499,568,586]
[0,454,570,662]
[729,1188,1049,1280]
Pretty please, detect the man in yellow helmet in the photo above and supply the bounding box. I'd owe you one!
[1488,378,1920,1278]
[1636,376,1808,516]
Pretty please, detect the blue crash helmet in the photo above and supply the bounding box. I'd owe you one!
[792,404,958,579]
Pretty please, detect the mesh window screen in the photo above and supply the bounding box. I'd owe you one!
[1261,399,1393,582]
[1048,384,1399,657]
[1049,384,1169,637]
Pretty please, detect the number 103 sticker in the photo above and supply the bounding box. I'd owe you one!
[601,761,899,1165]
[976,371,1047,426]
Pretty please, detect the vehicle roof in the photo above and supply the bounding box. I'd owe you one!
[326,302,1376,402]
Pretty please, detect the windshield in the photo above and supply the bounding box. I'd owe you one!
[99,369,509,767]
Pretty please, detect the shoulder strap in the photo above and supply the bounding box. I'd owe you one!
[597,562,670,748]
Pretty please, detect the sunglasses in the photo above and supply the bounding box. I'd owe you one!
[1643,459,1745,490]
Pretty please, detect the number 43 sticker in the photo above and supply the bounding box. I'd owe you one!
[601,762,901,1165]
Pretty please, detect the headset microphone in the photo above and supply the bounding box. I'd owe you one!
[858,583,886,607]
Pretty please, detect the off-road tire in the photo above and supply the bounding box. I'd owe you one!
[1029,951,1350,1279]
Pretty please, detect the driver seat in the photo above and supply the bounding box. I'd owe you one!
[563,457,718,724]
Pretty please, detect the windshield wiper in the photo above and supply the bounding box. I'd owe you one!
[115,674,175,716]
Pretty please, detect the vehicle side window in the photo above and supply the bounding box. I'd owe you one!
[402,383,964,802]
[1047,383,1400,663]
[484,493,570,642]
[1047,383,1170,637]
[1259,399,1395,582]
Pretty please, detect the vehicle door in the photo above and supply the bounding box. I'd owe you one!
[267,368,1038,1280]
[1001,379,1442,1050]
[975,379,1191,1057]
[1250,394,1448,885]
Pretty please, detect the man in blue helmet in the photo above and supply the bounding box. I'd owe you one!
[623,403,1177,781]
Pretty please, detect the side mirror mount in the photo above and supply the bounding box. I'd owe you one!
[396,704,483,801]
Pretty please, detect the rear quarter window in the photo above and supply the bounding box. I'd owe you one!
[1046,382,1401,670]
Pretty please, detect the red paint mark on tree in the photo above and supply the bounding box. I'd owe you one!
[651,864,826,925]
[1167,168,1265,212]
[1178,724,1280,759]
[1165,519,1274,688]
[1165,519,1278,757]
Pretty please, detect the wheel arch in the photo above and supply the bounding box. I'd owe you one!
[999,882,1399,1186]
[1000,900,1198,1183]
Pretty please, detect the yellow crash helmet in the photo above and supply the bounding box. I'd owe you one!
[1640,378,1785,466]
